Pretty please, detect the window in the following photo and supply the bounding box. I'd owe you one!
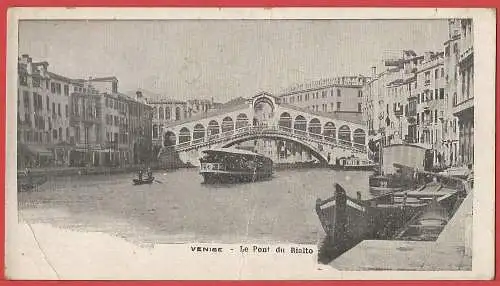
[112,81,118,93]
[322,91,326,98]
[417,113,420,125]
[65,105,68,117]
[337,102,341,110]
[331,103,334,111]
[53,129,58,139]
[417,94,420,104]
[56,83,61,94]
[358,103,362,112]
[358,90,363,97]
[74,86,78,92]
[19,74,28,86]
[58,104,61,116]
[430,90,433,100]
[51,82,56,93]
[337,89,341,97]
[64,85,69,96]
[52,102,55,114]
[435,69,438,79]
[33,78,40,88]
[441,68,445,78]
[440,88,445,99]
[434,110,438,123]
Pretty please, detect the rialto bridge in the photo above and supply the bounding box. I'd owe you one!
[158,92,370,166]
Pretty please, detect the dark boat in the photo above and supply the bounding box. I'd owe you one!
[316,172,465,258]
[199,148,273,184]
[316,183,428,253]
[133,176,155,185]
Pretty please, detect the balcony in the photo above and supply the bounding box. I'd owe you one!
[459,46,473,64]
[453,97,474,118]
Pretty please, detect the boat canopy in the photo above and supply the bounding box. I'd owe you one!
[202,148,263,157]
[382,144,429,175]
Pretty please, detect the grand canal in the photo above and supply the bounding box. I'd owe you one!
[18,168,372,246]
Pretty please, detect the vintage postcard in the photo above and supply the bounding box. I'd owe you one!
[5,8,496,280]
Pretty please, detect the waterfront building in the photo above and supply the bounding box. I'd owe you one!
[414,51,446,166]
[362,51,420,146]
[17,54,78,168]
[138,90,188,147]
[17,54,153,168]
[279,76,368,114]
[453,19,474,166]
[128,91,153,165]
[442,19,462,167]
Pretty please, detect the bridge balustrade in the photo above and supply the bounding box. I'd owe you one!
[168,124,366,154]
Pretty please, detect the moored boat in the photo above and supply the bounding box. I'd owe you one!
[199,148,273,184]
[315,172,465,256]
[315,183,427,253]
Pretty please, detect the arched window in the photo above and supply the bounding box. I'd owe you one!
[293,115,306,131]
[178,127,191,143]
[338,125,351,142]
[236,113,249,129]
[278,112,292,129]
[208,120,220,135]
[221,117,234,133]
[308,118,321,134]
[323,122,336,141]
[353,129,366,145]
[193,124,205,140]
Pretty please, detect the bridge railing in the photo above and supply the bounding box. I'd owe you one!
[166,124,367,154]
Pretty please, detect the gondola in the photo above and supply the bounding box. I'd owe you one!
[132,176,155,185]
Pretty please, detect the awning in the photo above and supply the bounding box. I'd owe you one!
[25,145,54,157]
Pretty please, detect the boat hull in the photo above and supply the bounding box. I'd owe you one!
[201,171,272,184]
[133,177,155,185]
[315,184,425,251]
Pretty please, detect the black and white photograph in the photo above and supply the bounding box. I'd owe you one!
[6,8,495,280]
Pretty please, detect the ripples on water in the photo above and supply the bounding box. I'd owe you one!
[18,168,372,259]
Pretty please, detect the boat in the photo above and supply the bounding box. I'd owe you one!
[132,176,155,185]
[199,148,273,184]
[315,183,428,253]
[315,172,465,255]
[331,156,378,171]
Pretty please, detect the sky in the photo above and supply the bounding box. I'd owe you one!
[19,19,449,103]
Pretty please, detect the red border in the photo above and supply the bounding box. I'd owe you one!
[1,1,498,284]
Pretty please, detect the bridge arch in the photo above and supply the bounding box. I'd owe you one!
[353,128,366,145]
[221,133,328,164]
[222,116,234,132]
[178,127,191,144]
[208,120,220,135]
[193,123,205,140]
[338,125,351,142]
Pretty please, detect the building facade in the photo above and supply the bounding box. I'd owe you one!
[17,54,152,169]
[414,51,446,166]
[442,19,462,167]
[453,19,474,166]
[280,76,368,114]
[147,97,188,147]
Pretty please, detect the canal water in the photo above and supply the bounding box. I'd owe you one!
[18,168,371,248]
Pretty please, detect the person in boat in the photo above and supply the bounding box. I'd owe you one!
[138,170,143,181]
[147,167,152,179]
